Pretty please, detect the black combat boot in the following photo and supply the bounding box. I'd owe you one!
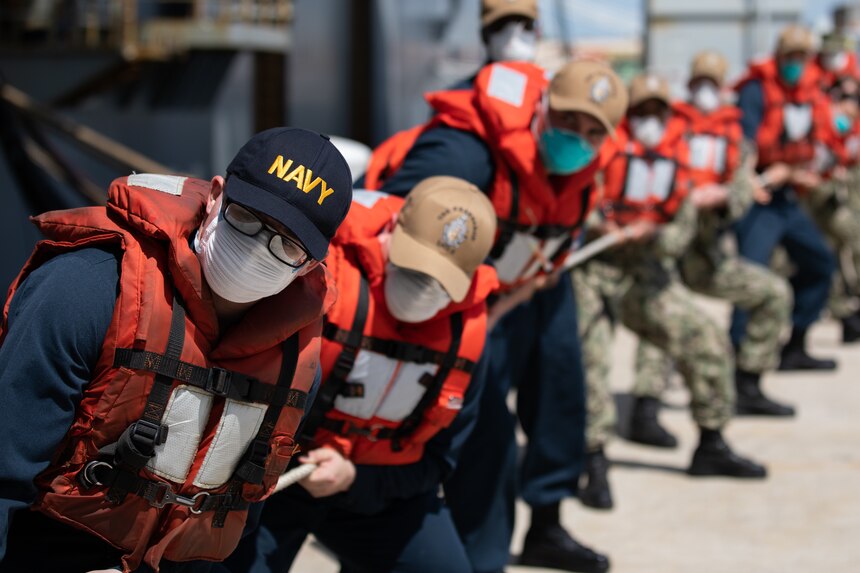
[687,428,767,478]
[735,369,795,417]
[778,327,837,371]
[579,449,613,510]
[519,503,610,573]
[841,312,860,343]
[627,396,678,448]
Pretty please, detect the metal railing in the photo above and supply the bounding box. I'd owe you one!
[0,0,293,53]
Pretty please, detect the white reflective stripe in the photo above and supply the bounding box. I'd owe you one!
[375,361,437,421]
[192,399,267,489]
[486,64,527,108]
[333,350,398,420]
[493,232,541,284]
[333,350,437,423]
[783,104,813,142]
[625,157,676,201]
[127,174,187,196]
[688,135,727,173]
[518,235,570,281]
[812,143,837,174]
[351,189,388,208]
[148,385,212,484]
[847,136,860,161]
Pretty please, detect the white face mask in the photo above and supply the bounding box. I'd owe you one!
[195,211,302,304]
[824,51,849,72]
[487,20,537,63]
[630,115,666,149]
[691,84,721,113]
[384,263,451,324]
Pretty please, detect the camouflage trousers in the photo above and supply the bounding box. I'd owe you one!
[802,190,860,319]
[575,257,736,451]
[572,262,627,451]
[634,251,793,400]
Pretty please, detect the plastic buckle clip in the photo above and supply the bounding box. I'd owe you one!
[132,419,169,449]
[206,367,231,397]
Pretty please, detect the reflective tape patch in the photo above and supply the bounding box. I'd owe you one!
[127,173,187,196]
[148,385,213,483]
[783,104,813,142]
[352,189,389,208]
[192,399,267,489]
[487,64,528,108]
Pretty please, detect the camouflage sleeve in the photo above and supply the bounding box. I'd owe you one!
[807,178,839,209]
[725,140,756,221]
[653,197,698,259]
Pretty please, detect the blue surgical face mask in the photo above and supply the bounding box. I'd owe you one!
[835,113,853,135]
[779,61,805,86]
[539,127,595,175]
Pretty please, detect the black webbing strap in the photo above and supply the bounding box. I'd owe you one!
[106,295,186,503]
[490,166,520,259]
[389,312,466,452]
[300,275,370,443]
[112,348,307,409]
[83,462,249,513]
[321,323,476,375]
[214,334,300,527]
[317,417,395,442]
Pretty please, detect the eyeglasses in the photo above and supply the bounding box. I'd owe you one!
[222,202,310,268]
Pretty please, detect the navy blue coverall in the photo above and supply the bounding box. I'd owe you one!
[730,79,836,345]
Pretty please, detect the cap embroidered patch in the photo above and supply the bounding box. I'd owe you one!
[440,214,470,251]
[590,75,613,103]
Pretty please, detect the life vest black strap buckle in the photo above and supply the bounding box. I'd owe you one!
[206,367,231,397]
[142,481,210,515]
[130,419,169,453]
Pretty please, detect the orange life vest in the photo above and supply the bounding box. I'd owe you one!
[300,191,497,465]
[672,101,743,186]
[364,61,601,290]
[814,105,860,174]
[0,175,334,572]
[600,116,691,226]
[735,58,824,169]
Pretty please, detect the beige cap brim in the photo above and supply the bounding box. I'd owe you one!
[547,93,618,140]
[482,6,537,27]
[389,224,471,303]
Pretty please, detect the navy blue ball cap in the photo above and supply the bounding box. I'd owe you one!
[224,127,353,260]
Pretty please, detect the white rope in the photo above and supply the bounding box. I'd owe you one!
[273,463,317,494]
[561,232,621,271]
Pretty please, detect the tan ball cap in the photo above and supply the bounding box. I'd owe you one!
[690,51,728,86]
[389,176,498,303]
[777,24,814,56]
[548,60,628,136]
[821,31,852,54]
[629,73,672,109]
[482,0,538,27]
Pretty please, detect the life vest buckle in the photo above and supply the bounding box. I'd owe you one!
[206,367,232,397]
[147,481,210,514]
[79,460,113,489]
[345,422,387,442]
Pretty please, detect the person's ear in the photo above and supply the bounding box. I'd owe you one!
[207,176,225,217]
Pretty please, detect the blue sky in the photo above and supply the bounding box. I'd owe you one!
[540,0,849,39]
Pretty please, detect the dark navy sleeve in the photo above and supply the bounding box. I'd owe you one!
[0,247,119,561]
[737,79,765,143]
[336,337,489,515]
[379,126,496,197]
